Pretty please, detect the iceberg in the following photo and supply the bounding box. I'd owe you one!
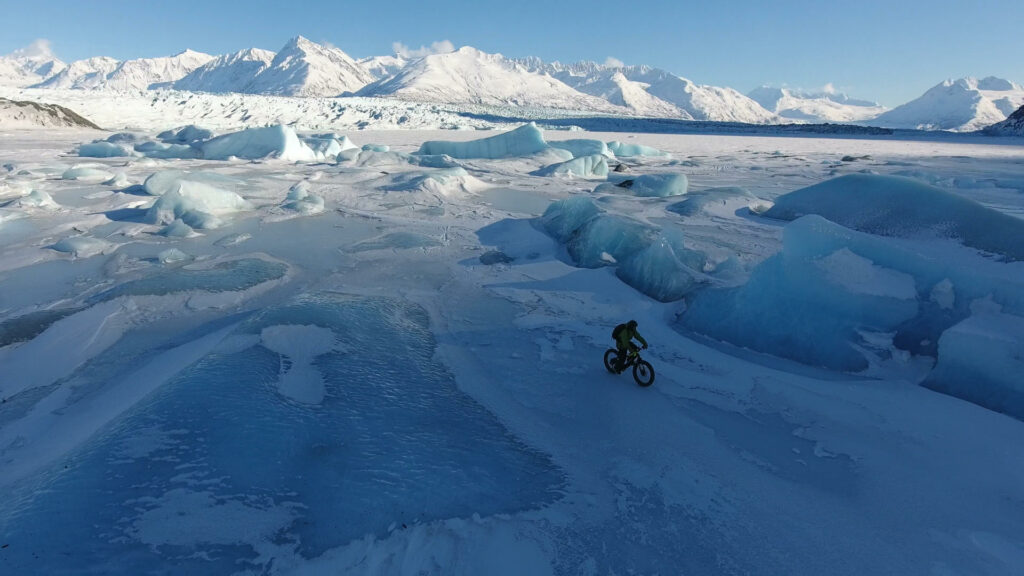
[417,123,550,159]
[616,236,705,302]
[282,182,325,214]
[596,173,688,197]
[15,189,58,209]
[144,171,252,229]
[388,167,487,197]
[51,236,117,258]
[200,125,319,162]
[549,139,611,158]
[764,174,1024,261]
[157,125,214,144]
[566,214,658,268]
[535,155,609,179]
[159,219,197,237]
[924,312,1024,420]
[540,196,604,242]
[607,141,670,158]
[134,141,200,160]
[77,141,135,158]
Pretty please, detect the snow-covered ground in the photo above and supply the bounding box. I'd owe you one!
[1,125,1023,575]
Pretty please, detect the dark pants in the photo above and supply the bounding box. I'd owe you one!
[615,342,638,371]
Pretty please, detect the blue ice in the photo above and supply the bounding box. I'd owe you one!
[535,154,609,179]
[549,139,611,158]
[0,294,562,574]
[764,174,1024,261]
[595,173,688,197]
[417,123,551,159]
[606,141,670,158]
[88,258,288,303]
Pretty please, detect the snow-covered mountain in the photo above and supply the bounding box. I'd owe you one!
[985,103,1024,136]
[245,36,373,97]
[523,59,776,123]
[358,54,408,81]
[0,41,66,87]
[32,57,121,90]
[872,77,1024,131]
[357,47,626,113]
[174,48,277,93]
[748,86,887,123]
[32,51,213,91]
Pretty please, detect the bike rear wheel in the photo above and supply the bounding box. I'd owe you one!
[603,349,620,373]
[633,360,655,387]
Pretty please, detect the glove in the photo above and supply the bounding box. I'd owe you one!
[642,343,648,350]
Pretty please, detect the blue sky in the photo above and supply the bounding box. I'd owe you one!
[2,0,1022,106]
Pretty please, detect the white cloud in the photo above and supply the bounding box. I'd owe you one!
[604,56,625,68]
[392,40,455,59]
[10,39,55,60]
[821,82,837,94]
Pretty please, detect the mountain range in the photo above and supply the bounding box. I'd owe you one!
[1,36,1021,132]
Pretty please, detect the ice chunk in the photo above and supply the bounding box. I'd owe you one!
[159,218,197,237]
[931,279,955,310]
[261,324,338,404]
[607,141,670,158]
[103,172,131,188]
[157,248,191,264]
[282,182,325,214]
[157,125,214,144]
[134,141,200,159]
[144,172,252,229]
[617,236,704,301]
[925,312,1024,420]
[549,139,611,158]
[535,154,609,180]
[15,189,58,209]
[540,196,603,242]
[417,123,550,159]
[682,216,922,371]
[567,214,658,268]
[62,165,115,181]
[51,236,117,258]
[361,144,390,152]
[77,141,135,158]
[764,174,1024,261]
[668,187,762,217]
[596,173,688,197]
[199,125,319,162]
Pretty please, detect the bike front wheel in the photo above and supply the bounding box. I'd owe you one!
[603,349,620,373]
[633,360,655,387]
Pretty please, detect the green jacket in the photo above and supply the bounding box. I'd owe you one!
[616,325,647,349]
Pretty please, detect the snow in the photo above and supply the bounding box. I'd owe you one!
[748,86,888,123]
[173,48,276,93]
[872,77,1024,132]
[1,127,1024,575]
[244,36,373,97]
[358,46,627,113]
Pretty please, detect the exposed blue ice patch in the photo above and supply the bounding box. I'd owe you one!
[616,232,706,302]
[417,122,550,159]
[88,258,287,303]
[540,196,604,242]
[0,294,563,574]
[764,174,1024,261]
[347,231,441,252]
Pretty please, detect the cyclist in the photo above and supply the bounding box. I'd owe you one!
[612,320,647,373]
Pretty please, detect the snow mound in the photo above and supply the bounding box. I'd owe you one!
[62,165,115,181]
[548,139,611,158]
[535,155,609,179]
[417,123,550,159]
[606,141,670,158]
[667,187,765,217]
[143,171,252,229]
[200,125,321,162]
[596,173,688,197]
[764,174,1024,261]
[388,168,488,197]
[925,312,1024,420]
[51,236,117,258]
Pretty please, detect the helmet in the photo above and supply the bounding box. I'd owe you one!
[627,320,638,328]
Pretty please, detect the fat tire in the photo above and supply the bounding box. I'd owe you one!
[603,349,619,373]
[633,360,655,387]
